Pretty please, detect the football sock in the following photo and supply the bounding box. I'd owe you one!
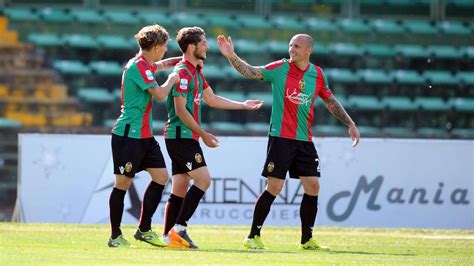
[248,190,276,238]
[175,185,205,227]
[109,187,126,239]
[138,181,165,232]
[300,194,318,244]
[163,194,184,235]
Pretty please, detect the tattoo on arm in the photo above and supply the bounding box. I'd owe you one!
[228,55,263,79]
[323,96,354,126]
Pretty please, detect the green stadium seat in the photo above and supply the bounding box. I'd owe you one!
[370,19,405,34]
[363,44,396,57]
[234,39,266,53]
[70,9,105,24]
[313,125,347,136]
[206,38,219,53]
[28,33,64,47]
[271,16,302,30]
[225,66,244,79]
[53,60,90,75]
[423,70,458,85]
[427,45,463,59]
[77,87,113,103]
[330,43,363,56]
[357,69,393,84]
[395,44,429,58]
[451,128,474,139]
[337,19,371,33]
[391,70,425,84]
[266,41,288,54]
[305,17,338,32]
[89,61,123,76]
[386,0,429,6]
[217,91,246,102]
[0,118,21,128]
[173,12,205,27]
[248,92,273,105]
[403,20,438,35]
[112,89,121,100]
[236,14,272,29]
[245,122,268,134]
[414,97,450,111]
[382,96,417,111]
[357,126,382,136]
[63,34,98,49]
[313,43,330,55]
[136,11,172,26]
[456,71,474,85]
[450,0,474,7]
[325,68,360,83]
[96,35,131,50]
[37,8,72,23]
[167,39,181,52]
[203,64,227,79]
[3,7,40,22]
[382,127,416,138]
[348,96,384,111]
[437,21,470,35]
[416,127,450,138]
[103,119,116,128]
[102,10,140,25]
[462,46,474,59]
[448,98,474,112]
[205,13,239,28]
[210,122,245,134]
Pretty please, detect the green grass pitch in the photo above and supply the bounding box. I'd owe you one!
[0,223,472,265]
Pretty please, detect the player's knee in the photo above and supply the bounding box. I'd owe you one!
[194,175,211,191]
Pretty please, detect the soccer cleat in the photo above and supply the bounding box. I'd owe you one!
[134,229,167,247]
[162,234,170,245]
[167,228,198,249]
[243,235,265,250]
[299,238,330,251]
[108,235,131,248]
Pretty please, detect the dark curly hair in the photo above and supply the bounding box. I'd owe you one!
[134,24,169,51]
[176,26,205,53]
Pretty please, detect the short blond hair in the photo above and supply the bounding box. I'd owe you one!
[134,24,169,51]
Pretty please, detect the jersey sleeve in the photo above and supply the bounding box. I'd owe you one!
[316,67,332,100]
[200,72,210,90]
[128,60,158,91]
[172,68,192,97]
[259,59,286,82]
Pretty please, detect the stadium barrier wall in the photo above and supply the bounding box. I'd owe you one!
[17,134,473,229]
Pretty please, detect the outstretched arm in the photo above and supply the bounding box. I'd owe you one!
[323,95,360,147]
[153,56,181,72]
[217,35,263,79]
[147,72,179,101]
[203,87,263,110]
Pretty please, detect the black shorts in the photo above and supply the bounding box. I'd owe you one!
[261,136,321,179]
[111,134,166,178]
[165,138,207,175]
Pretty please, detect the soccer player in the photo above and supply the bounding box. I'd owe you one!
[217,33,360,250]
[163,26,263,249]
[108,24,180,248]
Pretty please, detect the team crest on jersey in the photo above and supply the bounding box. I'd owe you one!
[195,153,203,163]
[267,162,275,173]
[194,92,202,105]
[145,70,154,81]
[124,162,133,173]
[286,88,312,106]
[298,79,305,89]
[179,79,188,91]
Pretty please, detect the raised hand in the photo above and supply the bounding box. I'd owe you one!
[217,35,235,58]
[348,124,360,148]
[167,72,179,84]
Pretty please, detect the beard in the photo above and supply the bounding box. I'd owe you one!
[193,49,207,60]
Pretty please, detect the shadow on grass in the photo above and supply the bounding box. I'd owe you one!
[329,250,416,256]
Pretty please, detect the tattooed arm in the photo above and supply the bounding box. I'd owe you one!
[323,95,360,147]
[217,35,263,79]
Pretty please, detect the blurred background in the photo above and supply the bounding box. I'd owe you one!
[0,0,472,220]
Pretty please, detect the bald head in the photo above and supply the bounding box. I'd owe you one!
[292,34,313,49]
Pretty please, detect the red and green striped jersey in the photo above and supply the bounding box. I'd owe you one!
[260,59,332,141]
[112,54,158,139]
[164,59,209,140]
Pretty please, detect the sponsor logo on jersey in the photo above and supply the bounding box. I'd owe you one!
[180,78,188,91]
[285,88,312,106]
[194,92,202,105]
[145,70,154,81]
[195,153,203,163]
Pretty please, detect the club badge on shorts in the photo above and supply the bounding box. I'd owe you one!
[195,153,203,163]
[125,162,133,173]
[267,162,275,173]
